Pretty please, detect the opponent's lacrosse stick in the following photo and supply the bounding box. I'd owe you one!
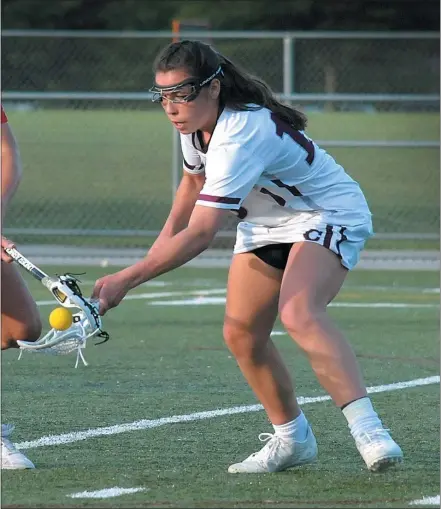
[5,247,109,367]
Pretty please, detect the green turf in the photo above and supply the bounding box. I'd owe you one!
[1,266,439,508]
[4,110,440,248]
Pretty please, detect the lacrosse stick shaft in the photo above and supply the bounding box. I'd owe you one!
[5,247,49,282]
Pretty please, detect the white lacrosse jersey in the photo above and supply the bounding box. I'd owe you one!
[180,106,373,254]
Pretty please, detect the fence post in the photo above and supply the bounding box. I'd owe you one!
[283,36,294,101]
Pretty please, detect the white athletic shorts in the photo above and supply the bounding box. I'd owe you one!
[233,212,374,270]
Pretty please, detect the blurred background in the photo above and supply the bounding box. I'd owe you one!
[1,0,439,262]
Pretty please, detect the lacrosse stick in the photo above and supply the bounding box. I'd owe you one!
[5,247,109,367]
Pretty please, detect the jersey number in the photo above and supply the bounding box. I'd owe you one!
[271,112,315,165]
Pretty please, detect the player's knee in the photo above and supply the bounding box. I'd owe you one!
[25,315,43,342]
[279,298,322,338]
[4,316,42,346]
[223,322,267,360]
[2,336,17,349]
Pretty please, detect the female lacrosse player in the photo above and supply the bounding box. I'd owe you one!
[1,105,40,469]
[92,40,403,474]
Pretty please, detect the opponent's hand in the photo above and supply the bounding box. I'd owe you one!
[91,271,131,316]
[1,236,15,263]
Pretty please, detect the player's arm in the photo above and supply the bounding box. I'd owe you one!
[147,171,205,259]
[123,204,228,287]
[123,145,263,287]
[160,171,205,237]
[92,144,263,315]
[148,130,206,256]
[92,204,229,314]
[1,120,22,222]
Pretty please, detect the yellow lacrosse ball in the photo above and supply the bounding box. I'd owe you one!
[49,307,73,331]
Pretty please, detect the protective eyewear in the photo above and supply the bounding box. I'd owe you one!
[150,66,223,104]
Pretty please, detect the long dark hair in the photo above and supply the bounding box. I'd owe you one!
[153,40,307,130]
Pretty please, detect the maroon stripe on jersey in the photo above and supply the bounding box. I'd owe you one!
[271,179,303,197]
[198,194,241,204]
[323,225,334,249]
[335,227,348,259]
[184,158,196,170]
[184,158,204,171]
[260,187,286,206]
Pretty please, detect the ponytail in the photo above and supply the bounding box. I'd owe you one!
[218,55,307,130]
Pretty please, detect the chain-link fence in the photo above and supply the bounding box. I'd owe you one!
[2,30,439,249]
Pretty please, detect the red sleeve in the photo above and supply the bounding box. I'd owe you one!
[1,106,8,124]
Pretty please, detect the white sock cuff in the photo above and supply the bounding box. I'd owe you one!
[273,411,308,439]
[342,397,379,426]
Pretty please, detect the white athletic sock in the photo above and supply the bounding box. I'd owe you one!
[273,411,309,441]
[342,397,383,437]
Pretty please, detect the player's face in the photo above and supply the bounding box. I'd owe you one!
[154,70,220,134]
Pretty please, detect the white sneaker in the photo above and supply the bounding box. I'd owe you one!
[228,427,318,473]
[1,424,35,470]
[354,428,403,472]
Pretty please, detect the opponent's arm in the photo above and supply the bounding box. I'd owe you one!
[1,121,22,222]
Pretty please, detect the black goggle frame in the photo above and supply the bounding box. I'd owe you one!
[150,66,223,104]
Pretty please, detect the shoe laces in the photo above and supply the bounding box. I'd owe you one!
[247,433,285,465]
[355,428,391,446]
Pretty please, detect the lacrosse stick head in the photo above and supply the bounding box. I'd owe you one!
[17,273,109,367]
[42,275,102,327]
[17,308,109,367]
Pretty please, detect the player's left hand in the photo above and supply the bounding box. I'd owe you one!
[91,271,131,316]
[1,236,16,263]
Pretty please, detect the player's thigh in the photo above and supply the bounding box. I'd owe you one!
[279,242,348,320]
[224,252,283,340]
[1,261,40,326]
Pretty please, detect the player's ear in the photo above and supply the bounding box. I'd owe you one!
[209,79,220,100]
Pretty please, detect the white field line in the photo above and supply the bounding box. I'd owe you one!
[148,296,438,308]
[79,280,170,287]
[76,281,440,293]
[409,495,440,506]
[347,286,439,294]
[79,279,218,288]
[34,286,439,309]
[68,487,147,499]
[15,375,439,451]
[35,288,227,306]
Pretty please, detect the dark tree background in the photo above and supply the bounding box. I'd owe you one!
[2,0,440,31]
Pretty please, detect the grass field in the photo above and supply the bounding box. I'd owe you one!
[1,265,439,508]
[4,109,440,248]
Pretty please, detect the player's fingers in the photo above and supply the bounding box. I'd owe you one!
[98,297,109,316]
[1,237,15,259]
[91,279,104,300]
[0,239,15,263]
[1,236,14,248]
[0,251,13,263]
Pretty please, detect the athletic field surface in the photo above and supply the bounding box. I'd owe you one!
[2,264,439,508]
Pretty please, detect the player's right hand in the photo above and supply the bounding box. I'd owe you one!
[91,271,131,316]
[1,236,15,263]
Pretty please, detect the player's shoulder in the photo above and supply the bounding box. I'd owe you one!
[214,106,271,146]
